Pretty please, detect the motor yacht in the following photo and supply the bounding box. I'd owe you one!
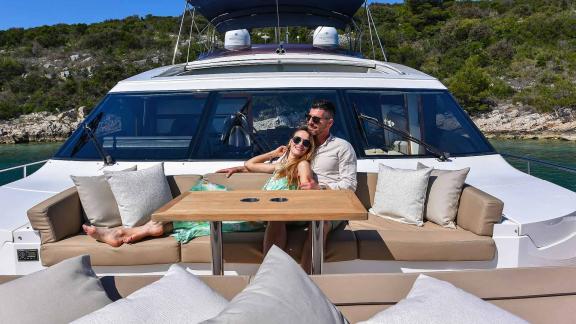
[1,0,575,276]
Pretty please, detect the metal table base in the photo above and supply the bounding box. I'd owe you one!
[208,220,325,275]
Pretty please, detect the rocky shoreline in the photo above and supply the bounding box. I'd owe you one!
[0,107,86,144]
[471,104,576,141]
[1,105,575,144]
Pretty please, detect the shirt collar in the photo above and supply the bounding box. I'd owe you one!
[317,133,335,149]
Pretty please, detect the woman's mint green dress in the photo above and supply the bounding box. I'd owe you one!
[171,176,296,243]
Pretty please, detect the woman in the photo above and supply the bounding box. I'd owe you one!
[83,126,317,251]
[244,126,317,254]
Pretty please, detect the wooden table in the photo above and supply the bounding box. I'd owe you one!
[152,190,367,275]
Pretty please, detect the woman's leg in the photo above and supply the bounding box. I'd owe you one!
[300,221,332,274]
[83,224,126,247]
[122,221,171,243]
[263,221,287,254]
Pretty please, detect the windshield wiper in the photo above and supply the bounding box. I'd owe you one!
[356,112,450,162]
[71,112,115,165]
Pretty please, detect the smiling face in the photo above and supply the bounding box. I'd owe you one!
[306,108,333,138]
[289,129,312,158]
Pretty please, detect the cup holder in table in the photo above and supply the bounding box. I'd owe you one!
[240,198,260,203]
[270,197,288,203]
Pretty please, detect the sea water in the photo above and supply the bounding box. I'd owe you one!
[0,140,575,191]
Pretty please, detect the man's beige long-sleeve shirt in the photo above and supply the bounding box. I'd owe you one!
[311,134,357,191]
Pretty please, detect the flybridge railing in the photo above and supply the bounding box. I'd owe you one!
[0,160,48,182]
[501,153,576,175]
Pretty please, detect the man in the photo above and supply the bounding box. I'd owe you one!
[218,99,357,191]
[217,99,357,270]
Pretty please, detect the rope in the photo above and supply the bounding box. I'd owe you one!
[275,0,281,44]
[366,4,388,62]
[364,1,376,60]
[186,7,196,64]
[172,0,189,65]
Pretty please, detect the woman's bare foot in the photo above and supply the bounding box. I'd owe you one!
[83,224,125,247]
[263,221,287,254]
[123,221,166,244]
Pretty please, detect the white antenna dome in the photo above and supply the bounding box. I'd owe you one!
[313,26,339,48]
[224,29,251,50]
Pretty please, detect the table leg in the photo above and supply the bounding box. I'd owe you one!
[210,221,223,275]
[310,220,324,274]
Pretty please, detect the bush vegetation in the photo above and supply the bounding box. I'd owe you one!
[0,1,574,120]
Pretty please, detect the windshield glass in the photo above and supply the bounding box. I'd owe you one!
[55,89,493,161]
[346,90,493,156]
[55,90,352,161]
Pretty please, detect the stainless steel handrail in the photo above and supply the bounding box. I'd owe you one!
[0,160,49,178]
[501,153,576,175]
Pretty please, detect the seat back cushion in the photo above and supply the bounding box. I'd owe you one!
[457,185,504,236]
[355,172,378,209]
[27,187,83,244]
[203,173,271,190]
[166,175,203,197]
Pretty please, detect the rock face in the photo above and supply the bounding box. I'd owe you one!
[471,103,576,141]
[0,107,87,144]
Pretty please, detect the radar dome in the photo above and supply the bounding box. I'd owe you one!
[313,27,339,49]
[224,29,251,50]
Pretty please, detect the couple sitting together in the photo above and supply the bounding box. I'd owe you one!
[83,99,357,267]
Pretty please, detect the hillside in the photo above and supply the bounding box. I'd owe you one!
[0,0,575,140]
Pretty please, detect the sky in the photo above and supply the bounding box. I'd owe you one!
[0,0,403,30]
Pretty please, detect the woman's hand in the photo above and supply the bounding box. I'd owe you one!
[216,166,247,178]
[271,145,288,158]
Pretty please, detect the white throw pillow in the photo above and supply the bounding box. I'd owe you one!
[71,166,137,228]
[417,163,470,228]
[358,274,528,324]
[204,245,348,324]
[73,264,228,324]
[369,164,431,226]
[106,163,173,228]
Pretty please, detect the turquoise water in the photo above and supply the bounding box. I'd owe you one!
[0,140,575,191]
[490,139,576,192]
[0,143,62,185]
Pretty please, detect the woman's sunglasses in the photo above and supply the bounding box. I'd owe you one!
[305,113,325,124]
[292,136,311,148]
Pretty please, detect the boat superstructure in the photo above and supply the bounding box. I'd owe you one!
[1,0,575,275]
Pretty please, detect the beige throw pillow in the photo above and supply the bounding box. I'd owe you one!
[369,164,432,226]
[71,166,137,228]
[417,163,470,228]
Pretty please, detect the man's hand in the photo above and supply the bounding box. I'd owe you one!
[215,166,247,178]
[299,181,321,190]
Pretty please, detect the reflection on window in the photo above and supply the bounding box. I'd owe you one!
[61,93,207,160]
[348,90,492,156]
[348,91,412,156]
[195,90,347,159]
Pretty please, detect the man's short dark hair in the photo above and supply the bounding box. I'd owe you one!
[311,99,335,117]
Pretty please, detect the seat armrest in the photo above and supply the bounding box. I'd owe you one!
[27,187,83,244]
[456,185,504,236]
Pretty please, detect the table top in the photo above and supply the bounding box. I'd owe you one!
[152,189,368,222]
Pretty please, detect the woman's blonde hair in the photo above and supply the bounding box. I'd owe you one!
[274,126,316,186]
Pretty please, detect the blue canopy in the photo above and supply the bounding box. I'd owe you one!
[187,0,365,32]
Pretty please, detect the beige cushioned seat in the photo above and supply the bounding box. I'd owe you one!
[349,214,496,261]
[181,226,357,263]
[41,235,180,266]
